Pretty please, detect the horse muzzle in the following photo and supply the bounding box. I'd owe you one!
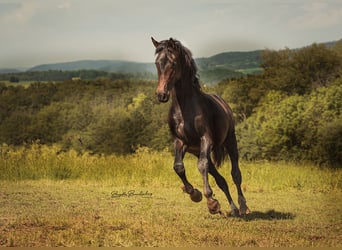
[156,91,170,103]
[156,77,172,103]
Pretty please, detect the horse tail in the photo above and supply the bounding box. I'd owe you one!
[212,128,238,168]
[225,128,239,165]
[209,93,238,168]
[212,145,228,168]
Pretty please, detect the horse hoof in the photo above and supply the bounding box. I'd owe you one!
[230,208,240,217]
[190,188,202,202]
[207,198,221,214]
[238,195,250,215]
[239,207,251,216]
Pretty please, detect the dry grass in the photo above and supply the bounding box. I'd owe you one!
[0,144,341,247]
[0,180,341,247]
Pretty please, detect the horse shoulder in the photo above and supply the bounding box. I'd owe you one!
[168,106,186,139]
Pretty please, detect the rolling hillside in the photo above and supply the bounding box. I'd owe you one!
[27,50,263,73]
[196,50,263,71]
[2,40,338,84]
[28,60,156,73]
[22,50,263,84]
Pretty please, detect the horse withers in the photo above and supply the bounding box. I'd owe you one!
[152,37,250,216]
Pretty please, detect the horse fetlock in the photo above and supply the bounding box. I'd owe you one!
[207,197,221,214]
[181,185,193,194]
[229,202,240,217]
[230,208,240,217]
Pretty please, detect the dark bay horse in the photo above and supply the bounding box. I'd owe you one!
[151,37,250,216]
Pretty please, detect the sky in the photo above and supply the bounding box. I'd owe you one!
[1,0,342,68]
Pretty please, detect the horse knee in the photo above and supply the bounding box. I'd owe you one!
[198,157,209,173]
[198,158,214,198]
[174,162,185,175]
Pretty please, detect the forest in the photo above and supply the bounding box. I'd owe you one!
[0,41,341,167]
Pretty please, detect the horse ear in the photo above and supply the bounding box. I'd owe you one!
[151,37,160,48]
[169,38,177,49]
[169,38,175,45]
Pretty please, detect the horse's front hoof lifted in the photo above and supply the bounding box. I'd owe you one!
[207,198,221,214]
[190,188,202,202]
[181,186,202,202]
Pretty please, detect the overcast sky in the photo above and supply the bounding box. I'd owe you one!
[1,0,341,68]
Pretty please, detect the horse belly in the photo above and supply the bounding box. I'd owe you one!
[211,113,230,146]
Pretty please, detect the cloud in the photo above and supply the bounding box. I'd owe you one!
[1,0,341,68]
[57,2,71,10]
[288,1,342,29]
[0,1,40,25]
[0,2,21,16]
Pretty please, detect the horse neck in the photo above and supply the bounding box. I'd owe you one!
[171,75,199,110]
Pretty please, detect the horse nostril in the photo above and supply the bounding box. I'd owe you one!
[157,92,169,103]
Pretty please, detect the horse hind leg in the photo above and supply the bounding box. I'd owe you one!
[226,132,250,215]
[208,162,239,217]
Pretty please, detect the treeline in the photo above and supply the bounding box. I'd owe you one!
[0,70,155,82]
[0,41,341,167]
[215,42,342,166]
[1,68,248,85]
[0,79,170,154]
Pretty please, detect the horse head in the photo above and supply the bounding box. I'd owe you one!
[152,37,182,103]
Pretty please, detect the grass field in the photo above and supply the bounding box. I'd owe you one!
[0,144,341,247]
[2,80,54,88]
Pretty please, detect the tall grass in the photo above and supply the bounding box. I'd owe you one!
[0,143,341,192]
[1,143,341,247]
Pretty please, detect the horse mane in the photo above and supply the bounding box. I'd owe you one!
[155,38,201,91]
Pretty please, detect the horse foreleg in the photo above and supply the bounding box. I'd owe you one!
[198,136,222,215]
[174,140,202,202]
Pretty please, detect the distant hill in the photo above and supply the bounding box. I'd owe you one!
[195,50,263,84]
[23,51,262,84]
[0,68,25,74]
[2,40,338,84]
[27,51,263,74]
[196,50,263,71]
[28,60,156,73]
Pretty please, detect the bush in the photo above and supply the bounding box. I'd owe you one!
[237,82,342,166]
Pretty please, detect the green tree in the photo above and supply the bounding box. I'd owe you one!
[262,44,341,95]
[0,109,33,145]
[84,107,130,154]
[237,80,342,166]
[9,76,19,83]
[237,91,305,161]
[300,79,342,166]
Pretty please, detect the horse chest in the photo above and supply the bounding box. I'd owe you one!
[169,110,200,145]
